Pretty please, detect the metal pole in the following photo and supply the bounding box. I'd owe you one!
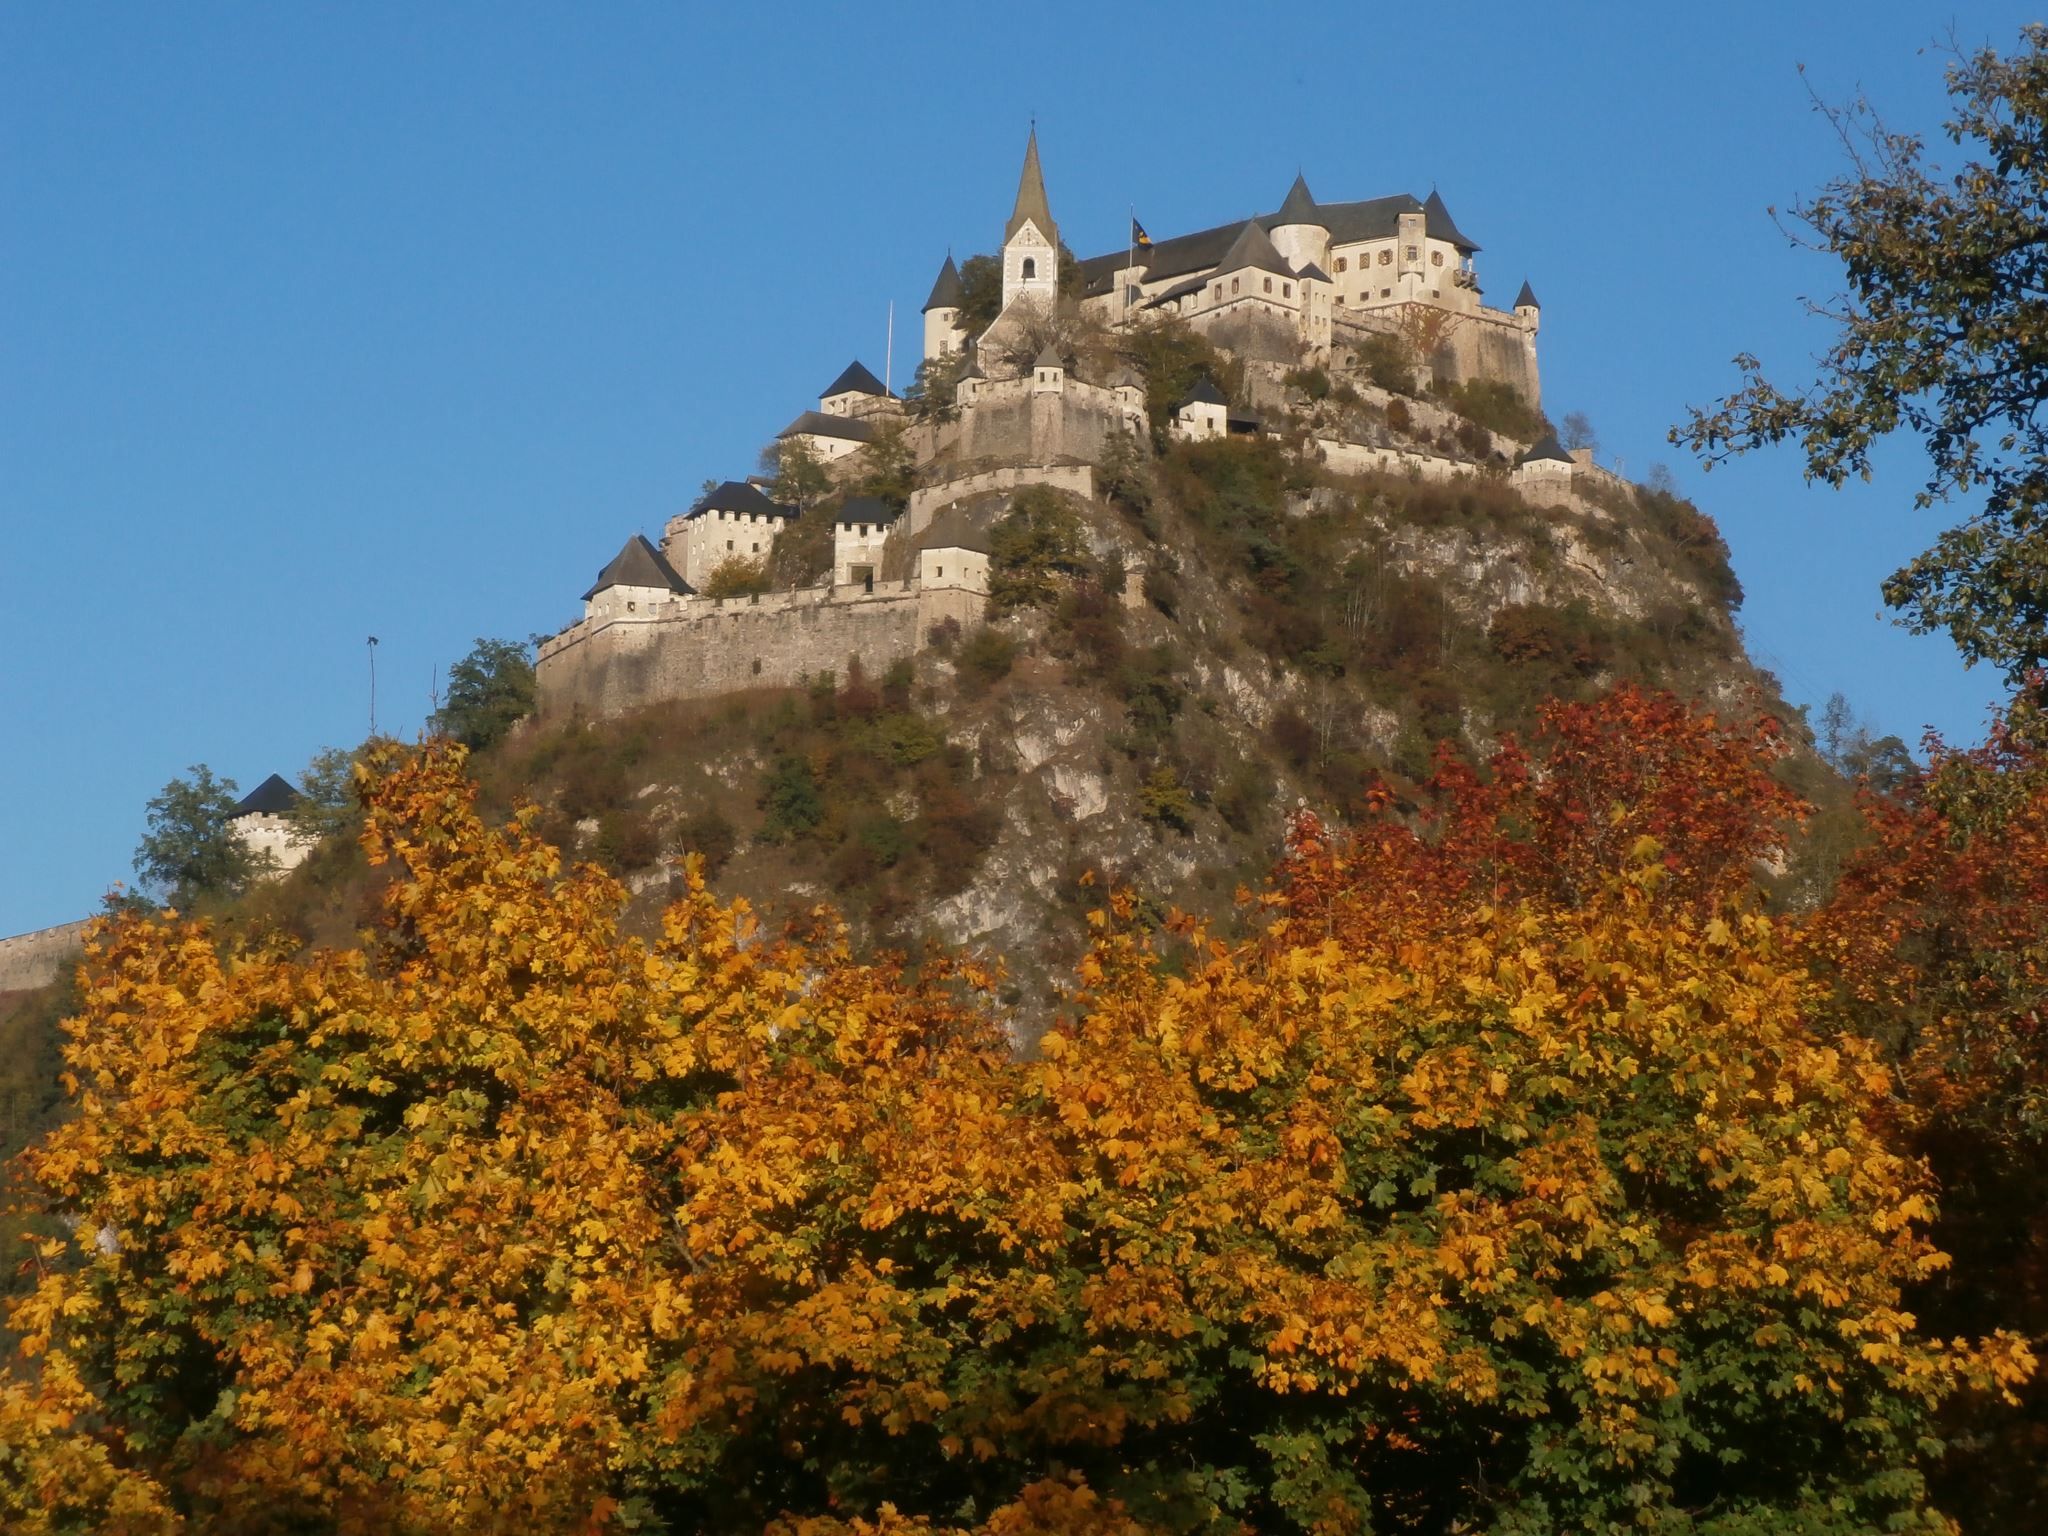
[368,636,379,737]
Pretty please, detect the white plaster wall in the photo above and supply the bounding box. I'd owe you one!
[835,520,894,586]
[1002,220,1057,312]
[919,547,989,594]
[233,814,314,876]
[923,307,963,362]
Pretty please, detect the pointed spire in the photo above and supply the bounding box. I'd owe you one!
[1275,171,1320,226]
[1514,279,1540,310]
[1005,126,1057,245]
[923,253,964,312]
[1421,188,1480,252]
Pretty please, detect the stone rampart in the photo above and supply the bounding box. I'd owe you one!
[907,463,1095,538]
[0,919,89,993]
[537,581,986,720]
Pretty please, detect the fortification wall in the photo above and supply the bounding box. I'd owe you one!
[1332,305,1539,407]
[537,582,985,719]
[907,463,1095,538]
[954,384,1138,466]
[1314,438,1470,484]
[0,919,89,993]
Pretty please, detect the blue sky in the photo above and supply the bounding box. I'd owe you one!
[0,2,2033,936]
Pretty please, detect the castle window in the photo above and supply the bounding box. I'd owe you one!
[1263,277,1272,294]
[1379,249,1391,266]
[1282,282,1292,298]
[936,565,944,577]
[1405,246,1418,261]
[726,539,734,550]
[1231,277,1240,294]
[1021,257,1036,280]
[1431,250,1443,267]
[627,600,637,612]
[1381,288,1392,298]
[1213,284,1222,301]
[752,659,762,675]
[1335,256,1347,272]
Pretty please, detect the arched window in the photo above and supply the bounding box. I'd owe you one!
[1021,257,1037,280]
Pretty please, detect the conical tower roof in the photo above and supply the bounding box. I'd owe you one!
[229,774,302,818]
[1275,172,1321,226]
[923,253,964,312]
[1421,189,1480,252]
[823,360,889,398]
[1514,279,1540,309]
[1005,126,1057,244]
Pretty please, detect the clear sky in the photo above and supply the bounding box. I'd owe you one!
[0,1,2033,936]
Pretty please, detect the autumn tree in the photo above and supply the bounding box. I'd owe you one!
[1676,27,2048,686]
[4,705,2034,1534]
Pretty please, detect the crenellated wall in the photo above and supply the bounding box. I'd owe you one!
[536,580,987,719]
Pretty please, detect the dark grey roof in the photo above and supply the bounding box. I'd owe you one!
[1178,377,1228,409]
[1514,279,1539,309]
[229,774,301,818]
[1078,187,1482,294]
[1296,262,1331,283]
[584,534,692,601]
[823,360,889,399]
[834,494,903,527]
[778,410,877,443]
[1421,190,1479,254]
[1516,432,1573,466]
[1034,343,1064,368]
[923,254,965,312]
[1005,127,1057,245]
[1216,220,1293,279]
[1274,172,1320,226]
[685,480,794,520]
[919,503,993,554]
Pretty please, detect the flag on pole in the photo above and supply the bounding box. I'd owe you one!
[1131,217,1152,247]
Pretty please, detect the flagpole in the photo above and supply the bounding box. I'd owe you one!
[885,300,894,396]
[1126,207,1135,315]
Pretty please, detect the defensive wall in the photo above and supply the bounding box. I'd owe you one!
[906,463,1096,538]
[0,919,90,993]
[537,579,986,719]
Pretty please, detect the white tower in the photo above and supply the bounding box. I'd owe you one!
[922,253,966,362]
[1268,172,1330,276]
[1001,127,1058,314]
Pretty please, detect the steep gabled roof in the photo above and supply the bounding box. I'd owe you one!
[1421,189,1479,254]
[1516,432,1573,466]
[584,534,692,601]
[1215,219,1293,279]
[1178,376,1228,410]
[823,360,889,399]
[686,480,792,520]
[835,494,902,527]
[923,254,965,312]
[1034,343,1064,369]
[1514,279,1540,309]
[229,774,301,818]
[1295,262,1331,283]
[778,410,878,444]
[1274,172,1321,226]
[1005,126,1057,245]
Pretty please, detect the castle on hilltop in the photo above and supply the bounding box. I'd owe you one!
[537,133,1572,721]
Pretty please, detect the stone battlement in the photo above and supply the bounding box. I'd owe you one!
[0,918,90,993]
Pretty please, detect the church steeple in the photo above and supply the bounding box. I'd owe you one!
[1005,126,1057,246]
[1000,126,1059,315]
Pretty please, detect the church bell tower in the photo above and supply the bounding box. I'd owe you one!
[1001,127,1058,314]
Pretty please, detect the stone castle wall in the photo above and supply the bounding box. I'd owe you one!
[947,380,1141,467]
[907,463,1096,538]
[537,581,986,719]
[0,919,90,993]
[1332,304,1539,407]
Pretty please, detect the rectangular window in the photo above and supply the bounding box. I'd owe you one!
[1405,246,1418,261]
[1282,282,1291,298]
